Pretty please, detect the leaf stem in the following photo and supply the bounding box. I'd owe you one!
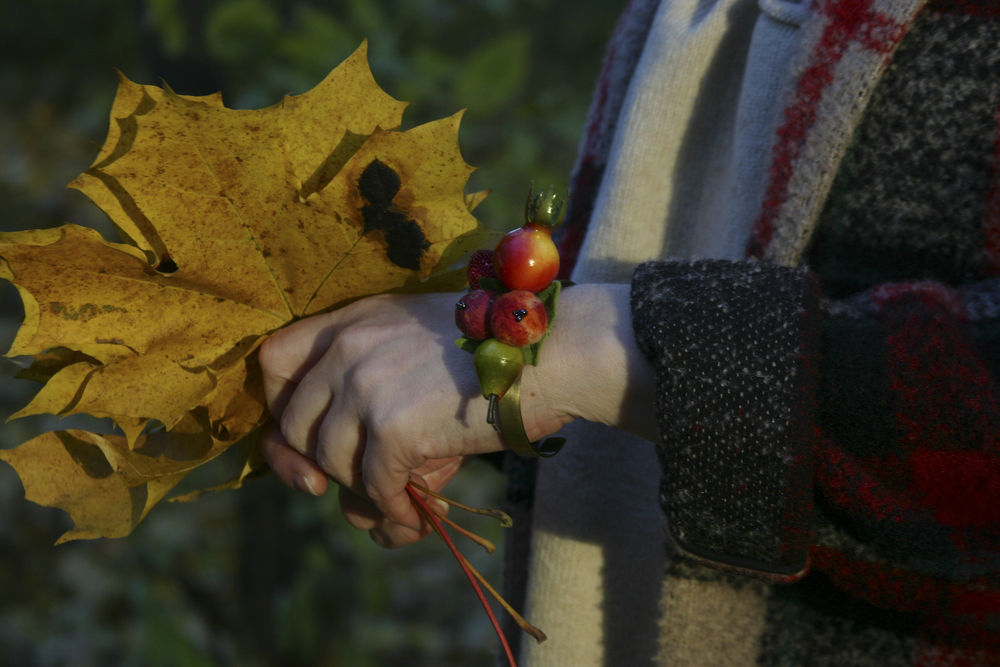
[408,480,513,527]
[435,511,497,554]
[406,484,517,666]
[452,548,547,643]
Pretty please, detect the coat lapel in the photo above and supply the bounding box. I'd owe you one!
[748,0,929,266]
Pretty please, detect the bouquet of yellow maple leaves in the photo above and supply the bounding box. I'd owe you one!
[0,42,491,543]
[1,43,558,664]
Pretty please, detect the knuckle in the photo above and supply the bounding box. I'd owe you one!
[278,403,311,454]
[359,457,393,508]
[345,364,379,398]
[330,324,376,361]
[257,335,286,374]
[368,408,405,445]
[360,468,386,503]
[313,443,339,479]
[278,408,306,452]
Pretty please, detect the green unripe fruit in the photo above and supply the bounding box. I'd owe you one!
[473,338,524,400]
[474,338,525,431]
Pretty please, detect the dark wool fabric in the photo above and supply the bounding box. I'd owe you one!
[799,11,1000,658]
[631,260,819,578]
[628,3,1000,662]
[807,7,1000,296]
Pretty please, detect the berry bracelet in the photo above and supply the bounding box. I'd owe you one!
[454,185,567,458]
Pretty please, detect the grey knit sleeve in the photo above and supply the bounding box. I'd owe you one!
[630,259,820,579]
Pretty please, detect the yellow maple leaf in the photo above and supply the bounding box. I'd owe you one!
[0,42,489,542]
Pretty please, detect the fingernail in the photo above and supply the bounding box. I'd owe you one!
[297,474,321,496]
[431,499,449,516]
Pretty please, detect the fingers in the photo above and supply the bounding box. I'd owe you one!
[339,486,434,548]
[276,393,422,531]
[312,401,366,493]
[277,367,336,458]
[257,293,488,546]
[260,422,329,496]
[262,428,427,547]
[262,419,469,550]
[261,420,422,540]
[259,312,339,415]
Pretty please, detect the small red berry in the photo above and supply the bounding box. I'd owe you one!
[493,224,559,292]
[467,249,496,289]
[489,290,548,347]
[455,289,495,340]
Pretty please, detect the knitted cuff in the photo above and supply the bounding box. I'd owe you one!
[631,259,820,580]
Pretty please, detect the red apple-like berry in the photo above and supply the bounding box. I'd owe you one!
[467,249,496,289]
[489,289,548,347]
[455,289,495,340]
[493,224,559,292]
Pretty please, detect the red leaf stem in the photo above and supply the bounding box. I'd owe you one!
[406,483,518,667]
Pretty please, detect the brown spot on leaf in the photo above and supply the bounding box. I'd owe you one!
[49,302,126,322]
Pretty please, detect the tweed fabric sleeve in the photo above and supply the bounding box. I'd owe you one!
[630,259,820,579]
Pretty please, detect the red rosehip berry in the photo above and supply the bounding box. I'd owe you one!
[489,289,548,347]
[467,249,496,289]
[493,224,559,293]
[455,289,494,340]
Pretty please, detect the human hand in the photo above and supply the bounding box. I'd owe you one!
[258,291,569,546]
[259,284,657,546]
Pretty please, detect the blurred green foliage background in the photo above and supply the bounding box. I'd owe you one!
[0,0,622,665]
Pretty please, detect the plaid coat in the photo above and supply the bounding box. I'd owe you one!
[546,0,1000,662]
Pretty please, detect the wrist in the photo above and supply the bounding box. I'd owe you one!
[522,283,659,442]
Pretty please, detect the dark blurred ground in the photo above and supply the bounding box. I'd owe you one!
[0,1,622,664]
